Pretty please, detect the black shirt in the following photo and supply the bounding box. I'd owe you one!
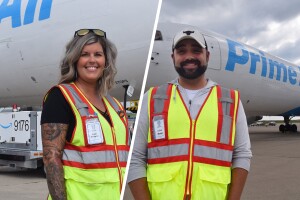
[41,87,111,142]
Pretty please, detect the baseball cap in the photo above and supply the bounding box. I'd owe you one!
[172,28,207,50]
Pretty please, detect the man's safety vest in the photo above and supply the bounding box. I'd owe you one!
[46,83,130,200]
[147,84,239,200]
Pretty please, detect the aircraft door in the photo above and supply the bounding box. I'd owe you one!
[203,35,221,70]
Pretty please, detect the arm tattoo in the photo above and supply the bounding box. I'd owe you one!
[42,123,68,200]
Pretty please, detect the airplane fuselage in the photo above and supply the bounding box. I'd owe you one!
[147,23,300,123]
[0,0,158,107]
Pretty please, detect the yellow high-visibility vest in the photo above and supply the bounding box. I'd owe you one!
[147,84,239,200]
[46,83,129,200]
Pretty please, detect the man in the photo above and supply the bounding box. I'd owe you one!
[128,28,252,200]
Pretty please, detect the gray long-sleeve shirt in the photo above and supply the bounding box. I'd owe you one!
[127,79,252,183]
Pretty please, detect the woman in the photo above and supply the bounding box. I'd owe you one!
[41,29,130,200]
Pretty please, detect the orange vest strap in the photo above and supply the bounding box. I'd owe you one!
[59,83,94,116]
[149,84,173,142]
[149,84,238,145]
[216,85,237,144]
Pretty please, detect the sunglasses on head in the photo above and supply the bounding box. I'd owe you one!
[74,29,106,38]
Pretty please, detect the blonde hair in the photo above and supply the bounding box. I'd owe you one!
[59,32,117,96]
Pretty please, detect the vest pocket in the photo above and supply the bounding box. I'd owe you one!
[64,167,120,199]
[191,164,231,200]
[147,162,186,200]
[64,166,120,183]
[65,178,120,200]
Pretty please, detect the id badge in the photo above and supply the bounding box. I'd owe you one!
[153,115,166,140]
[85,117,104,145]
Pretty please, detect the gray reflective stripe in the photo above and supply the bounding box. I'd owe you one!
[105,94,120,113]
[151,85,235,145]
[147,143,232,163]
[219,87,234,144]
[194,144,232,162]
[106,95,131,146]
[61,85,121,116]
[221,115,232,144]
[220,87,232,116]
[118,150,129,162]
[153,84,169,114]
[60,84,89,117]
[62,149,128,163]
[148,144,189,159]
[63,149,116,163]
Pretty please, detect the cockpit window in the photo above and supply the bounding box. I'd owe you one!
[155,30,163,41]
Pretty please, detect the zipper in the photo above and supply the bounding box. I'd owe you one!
[104,99,123,189]
[111,127,123,190]
[179,85,213,199]
[73,83,123,189]
[186,120,195,199]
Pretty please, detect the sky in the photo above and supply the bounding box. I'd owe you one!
[158,0,300,65]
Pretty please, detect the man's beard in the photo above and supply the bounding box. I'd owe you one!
[175,59,207,79]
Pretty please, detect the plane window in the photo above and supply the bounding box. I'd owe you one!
[155,30,163,41]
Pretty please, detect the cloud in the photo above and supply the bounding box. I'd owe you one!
[159,0,300,65]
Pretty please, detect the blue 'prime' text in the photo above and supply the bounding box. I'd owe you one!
[225,39,298,86]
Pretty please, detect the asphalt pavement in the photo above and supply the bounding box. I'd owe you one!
[1,123,300,200]
[123,123,300,200]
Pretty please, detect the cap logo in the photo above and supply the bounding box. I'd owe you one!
[183,30,194,35]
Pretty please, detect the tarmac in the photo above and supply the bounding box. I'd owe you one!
[242,124,300,199]
[123,123,300,200]
[0,166,47,199]
[0,123,300,199]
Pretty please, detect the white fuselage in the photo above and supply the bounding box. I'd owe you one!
[0,0,158,106]
[147,23,300,121]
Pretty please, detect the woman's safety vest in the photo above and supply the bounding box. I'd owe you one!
[147,84,239,200]
[47,83,130,200]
